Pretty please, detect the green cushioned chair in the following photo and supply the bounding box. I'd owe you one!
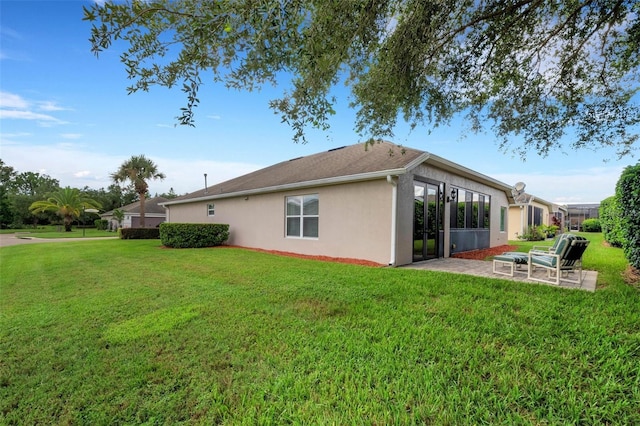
[527,235,590,285]
[531,233,572,253]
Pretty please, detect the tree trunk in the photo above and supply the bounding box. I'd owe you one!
[139,192,146,228]
[64,216,72,232]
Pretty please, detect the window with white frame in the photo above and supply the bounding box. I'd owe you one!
[286,194,319,238]
[207,203,215,216]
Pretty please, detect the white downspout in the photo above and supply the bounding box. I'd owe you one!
[387,175,398,266]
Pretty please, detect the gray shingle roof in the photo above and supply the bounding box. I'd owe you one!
[102,196,169,216]
[169,141,426,202]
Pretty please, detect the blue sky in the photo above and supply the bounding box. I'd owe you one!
[1,1,636,204]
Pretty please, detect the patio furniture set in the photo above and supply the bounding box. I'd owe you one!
[492,233,590,286]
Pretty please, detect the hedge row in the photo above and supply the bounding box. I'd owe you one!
[616,163,640,270]
[601,163,640,270]
[599,196,624,247]
[120,228,161,239]
[159,223,230,248]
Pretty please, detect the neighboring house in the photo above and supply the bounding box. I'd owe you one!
[162,142,516,266]
[101,196,169,230]
[508,194,568,240]
[566,203,600,230]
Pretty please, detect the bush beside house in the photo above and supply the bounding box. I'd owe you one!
[517,225,545,241]
[599,196,624,247]
[616,163,640,270]
[120,228,160,239]
[94,219,109,231]
[581,218,601,232]
[160,223,230,248]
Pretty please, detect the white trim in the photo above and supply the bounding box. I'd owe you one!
[387,175,398,266]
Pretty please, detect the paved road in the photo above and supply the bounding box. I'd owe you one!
[0,233,118,247]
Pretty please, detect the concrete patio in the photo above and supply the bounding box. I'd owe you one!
[402,257,597,292]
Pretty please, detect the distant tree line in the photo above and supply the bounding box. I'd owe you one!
[0,159,177,229]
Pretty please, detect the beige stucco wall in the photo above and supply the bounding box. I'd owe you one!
[166,164,512,266]
[166,179,395,265]
[508,201,552,240]
[508,206,525,240]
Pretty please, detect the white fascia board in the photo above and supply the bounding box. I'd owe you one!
[161,168,409,206]
[405,152,432,170]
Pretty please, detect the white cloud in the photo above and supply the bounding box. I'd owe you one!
[60,133,83,140]
[0,91,70,126]
[0,109,66,123]
[1,143,263,196]
[492,166,623,204]
[2,131,31,137]
[207,114,222,120]
[37,101,71,112]
[0,92,29,109]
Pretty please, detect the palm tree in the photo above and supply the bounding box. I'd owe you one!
[112,208,124,230]
[111,155,165,228]
[29,187,102,232]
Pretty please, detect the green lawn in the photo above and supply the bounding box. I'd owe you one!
[1,234,638,424]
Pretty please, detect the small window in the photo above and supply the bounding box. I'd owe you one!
[484,196,490,229]
[207,203,215,216]
[286,194,319,238]
[500,206,507,232]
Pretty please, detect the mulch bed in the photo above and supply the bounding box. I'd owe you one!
[623,265,640,287]
[219,245,386,267]
[451,245,519,260]
[222,245,520,264]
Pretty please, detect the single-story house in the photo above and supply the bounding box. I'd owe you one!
[101,196,168,230]
[508,194,567,240]
[162,141,516,266]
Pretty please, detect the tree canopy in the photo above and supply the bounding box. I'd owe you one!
[85,0,639,158]
[111,155,165,227]
[29,187,102,232]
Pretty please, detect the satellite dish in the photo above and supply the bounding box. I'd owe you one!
[512,182,527,203]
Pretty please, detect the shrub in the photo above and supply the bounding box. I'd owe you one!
[600,196,625,247]
[517,225,545,241]
[616,163,640,270]
[581,218,601,232]
[540,224,559,238]
[94,219,109,230]
[120,228,160,239]
[160,223,230,248]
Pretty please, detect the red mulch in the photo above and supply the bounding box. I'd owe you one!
[451,245,519,260]
[165,244,520,265]
[218,245,385,267]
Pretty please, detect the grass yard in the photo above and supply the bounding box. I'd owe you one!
[1,235,639,424]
